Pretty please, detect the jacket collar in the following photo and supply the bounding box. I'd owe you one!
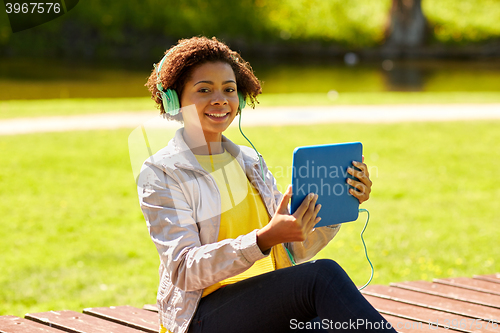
[159,128,260,174]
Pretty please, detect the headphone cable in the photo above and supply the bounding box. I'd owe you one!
[238,112,265,182]
[358,208,374,291]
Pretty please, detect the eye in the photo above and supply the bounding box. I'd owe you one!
[198,88,210,93]
[225,87,236,93]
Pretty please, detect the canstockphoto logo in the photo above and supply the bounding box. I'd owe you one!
[3,0,79,33]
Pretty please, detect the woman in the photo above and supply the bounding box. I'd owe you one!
[139,36,394,333]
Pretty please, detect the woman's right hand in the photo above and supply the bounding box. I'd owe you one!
[256,185,321,253]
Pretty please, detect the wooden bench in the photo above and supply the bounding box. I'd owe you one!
[1,273,499,332]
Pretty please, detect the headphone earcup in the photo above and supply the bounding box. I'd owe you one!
[162,89,180,116]
[238,91,246,113]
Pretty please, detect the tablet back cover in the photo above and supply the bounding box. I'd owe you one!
[290,142,362,227]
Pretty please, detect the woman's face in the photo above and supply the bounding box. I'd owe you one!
[180,61,239,144]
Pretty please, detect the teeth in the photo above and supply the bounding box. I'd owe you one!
[207,113,227,118]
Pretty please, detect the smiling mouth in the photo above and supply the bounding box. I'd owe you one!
[205,112,230,119]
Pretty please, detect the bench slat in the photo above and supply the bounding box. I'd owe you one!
[474,275,500,285]
[434,278,500,296]
[382,314,452,332]
[0,316,66,333]
[391,281,500,309]
[25,310,146,333]
[363,294,497,332]
[83,306,158,333]
[363,285,500,321]
[142,304,158,313]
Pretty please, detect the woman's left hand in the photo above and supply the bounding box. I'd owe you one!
[346,157,372,204]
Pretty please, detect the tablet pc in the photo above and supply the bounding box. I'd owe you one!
[290,142,363,227]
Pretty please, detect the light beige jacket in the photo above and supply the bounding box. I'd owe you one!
[137,128,341,333]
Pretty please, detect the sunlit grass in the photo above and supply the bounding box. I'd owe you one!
[1,120,499,316]
[0,129,159,316]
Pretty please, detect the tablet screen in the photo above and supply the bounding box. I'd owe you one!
[290,142,362,227]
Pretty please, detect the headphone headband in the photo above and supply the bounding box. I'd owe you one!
[154,48,180,116]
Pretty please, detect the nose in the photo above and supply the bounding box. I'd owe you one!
[211,90,228,105]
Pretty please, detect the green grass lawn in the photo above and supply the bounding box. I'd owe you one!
[1,120,499,317]
[1,92,500,119]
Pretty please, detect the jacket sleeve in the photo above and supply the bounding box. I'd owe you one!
[288,224,341,263]
[138,162,267,292]
[263,158,341,264]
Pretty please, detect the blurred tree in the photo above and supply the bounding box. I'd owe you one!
[385,0,428,47]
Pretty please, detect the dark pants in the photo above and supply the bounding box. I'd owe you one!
[188,259,396,333]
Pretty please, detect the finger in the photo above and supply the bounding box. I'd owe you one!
[350,170,372,188]
[304,193,318,220]
[362,155,365,163]
[293,193,315,219]
[349,188,368,203]
[350,190,369,204]
[302,194,318,222]
[302,205,320,237]
[349,184,370,203]
[348,166,372,188]
[307,204,322,232]
[352,161,370,178]
[277,185,292,214]
[348,179,370,195]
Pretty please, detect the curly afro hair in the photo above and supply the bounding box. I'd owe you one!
[145,36,262,123]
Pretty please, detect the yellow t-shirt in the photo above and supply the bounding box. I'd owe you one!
[194,150,275,297]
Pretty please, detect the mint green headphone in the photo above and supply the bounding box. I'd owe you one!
[153,52,246,116]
